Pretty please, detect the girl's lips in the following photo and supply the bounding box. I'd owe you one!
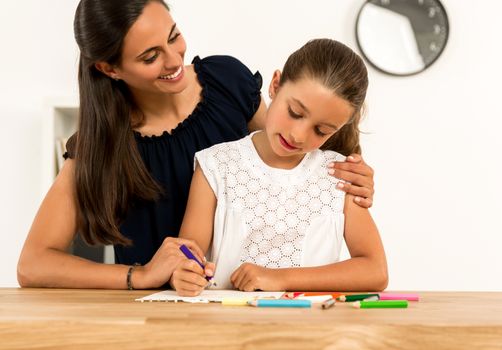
[279,135,299,151]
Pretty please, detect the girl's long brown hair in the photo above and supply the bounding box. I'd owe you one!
[72,0,167,245]
[280,39,369,156]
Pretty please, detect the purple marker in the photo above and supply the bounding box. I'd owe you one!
[179,244,212,282]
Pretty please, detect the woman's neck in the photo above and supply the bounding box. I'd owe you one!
[251,131,305,170]
[131,66,201,136]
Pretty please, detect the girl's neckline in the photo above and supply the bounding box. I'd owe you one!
[133,56,208,141]
[247,131,313,175]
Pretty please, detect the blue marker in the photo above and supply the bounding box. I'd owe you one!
[179,244,213,283]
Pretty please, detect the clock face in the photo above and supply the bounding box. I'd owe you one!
[356,0,450,76]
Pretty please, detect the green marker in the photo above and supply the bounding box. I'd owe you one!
[352,300,408,309]
[337,293,380,302]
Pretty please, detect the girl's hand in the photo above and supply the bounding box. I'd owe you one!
[328,153,375,208]
[170,260,216,297]
[135,237,206,289]
[230,263,283,291]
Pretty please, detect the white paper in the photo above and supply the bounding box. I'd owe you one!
[135,289,285,303]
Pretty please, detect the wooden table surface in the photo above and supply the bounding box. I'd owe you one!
[1,289,501,349]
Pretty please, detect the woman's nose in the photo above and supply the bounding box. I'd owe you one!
[163,45,182,69]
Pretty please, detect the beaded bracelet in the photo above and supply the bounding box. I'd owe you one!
[126,263,140,290]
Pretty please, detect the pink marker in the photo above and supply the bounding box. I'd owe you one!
[379,293,419,301]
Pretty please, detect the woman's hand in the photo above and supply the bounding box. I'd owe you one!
[134,237,206,289]
[170,260,215,297]
[230,263,283,291]
[328,153,375,208]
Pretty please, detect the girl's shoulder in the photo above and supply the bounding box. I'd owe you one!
[313,149,346,165]
[197,134,250,158]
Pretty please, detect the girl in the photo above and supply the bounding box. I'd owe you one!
[18,1,375,290]
[173,39,387,295]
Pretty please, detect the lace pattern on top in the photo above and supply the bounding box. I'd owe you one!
[200,133,346,268]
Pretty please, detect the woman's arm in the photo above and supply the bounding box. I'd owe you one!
[18,159,128,288]
[329,154,375,209]
[172,164,217,296]
[17,159,202,289]
[231,194,388,292]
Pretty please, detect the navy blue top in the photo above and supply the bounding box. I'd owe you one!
[66,55,262,266]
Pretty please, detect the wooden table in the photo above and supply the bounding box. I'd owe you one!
[1,289,501,349]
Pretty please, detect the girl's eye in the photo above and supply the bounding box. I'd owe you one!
[288,106,302,119]
[144,53,159,64]
[168,32,181,44]
[314,127,328,137]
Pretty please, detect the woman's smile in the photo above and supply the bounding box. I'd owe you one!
[158,65,184,82]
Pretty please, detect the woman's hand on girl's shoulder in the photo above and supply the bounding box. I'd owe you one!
[328,153,375,208]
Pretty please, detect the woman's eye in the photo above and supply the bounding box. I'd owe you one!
[144,53,159,64]
[288,107,302,119]
[168,32,181,44]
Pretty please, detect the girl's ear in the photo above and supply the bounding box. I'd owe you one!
[268,70,281,99]
[95,62,120,80]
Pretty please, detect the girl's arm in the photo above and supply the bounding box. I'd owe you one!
[17,159,203,289]
[231,194,388,292]
[172,164,217,296]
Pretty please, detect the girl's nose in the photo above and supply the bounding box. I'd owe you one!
[290,125,307,145]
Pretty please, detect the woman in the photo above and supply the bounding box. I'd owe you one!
[17,0,375,289]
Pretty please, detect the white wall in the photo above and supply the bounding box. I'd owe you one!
[1,0,501,290]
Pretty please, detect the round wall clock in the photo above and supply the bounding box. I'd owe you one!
[356,0,449,76]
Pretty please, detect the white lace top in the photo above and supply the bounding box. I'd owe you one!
[194,132,347,289]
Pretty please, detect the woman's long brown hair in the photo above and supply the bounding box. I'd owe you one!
[280,39,369,156]
[72,0,167,245]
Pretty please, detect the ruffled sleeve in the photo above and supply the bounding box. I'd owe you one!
[63,132,77,160]
[193,55,262,123]
[194,148,220,196]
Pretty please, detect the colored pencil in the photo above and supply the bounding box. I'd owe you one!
[378,293,419,301]
[179,244,214,284]
[352,300,408,309]
[221,298,251,306]
[284,292,343,299]
[337,293,380,302]
[321,298,336,310]
[296,295,336,303]
[248,299,312,308]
